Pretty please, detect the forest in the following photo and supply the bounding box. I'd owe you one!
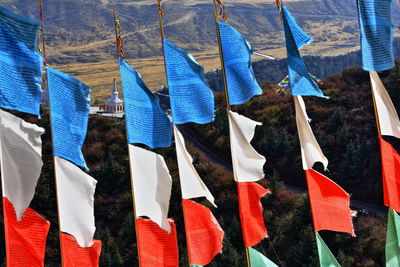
[0,62,399,266]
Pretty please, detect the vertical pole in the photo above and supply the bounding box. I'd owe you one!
[157,2,192,266]
[211,1,251,266]
[111,2,142,265]
[371,84,382,136]
[36,1,65,266]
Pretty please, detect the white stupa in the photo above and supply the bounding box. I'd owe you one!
[99,78,124,113]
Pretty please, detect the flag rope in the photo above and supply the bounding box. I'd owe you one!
[37,0,47,65]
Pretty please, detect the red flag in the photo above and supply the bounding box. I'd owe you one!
[136,218,179,266]
[237,182,269,247]
[379,137,400,212]
[182,199,224,266]
[60,233,102,267]
[3,197,50,267]
[305,169,355,236]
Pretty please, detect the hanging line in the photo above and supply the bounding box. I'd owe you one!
[37,0,47,66]
[253,52,276,60]
[158,0,165,39]
[215,0,228,22]
[275,0,283,22]
[113,0,125,58]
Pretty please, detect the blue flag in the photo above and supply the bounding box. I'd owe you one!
[163,40,214,124]
[218,22,262,105]
[119,58,172,148]
[47,68,90,169]
[0,6,43,116]
[357,0,394,71]
[282,7,326,98]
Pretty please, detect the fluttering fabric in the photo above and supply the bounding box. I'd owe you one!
[370,71,400,138]
[386,208,400,266]
[47,68,90,169]
[182,199,224,266]
[357,0,394,71]
[294,96,328,170]
[0,7,43,116]
[218,22,262,105]
[163,40,214,124]
[60,233,102,267]
[305,169,355,236]
[315,232,341,267]
[237,182,269,247]
[3,197,50,267]
[379,137,400,212]
[55,157,97,247]
[119,58,172,148]
[136,218,179,267]
[129,145,172,232]
[228,111,266,182]
[282,7,326,98]
[248,247,278,267]
[174,126,216,206]
[0,110,44,221]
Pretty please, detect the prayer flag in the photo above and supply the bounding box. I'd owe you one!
[386,208,400,266]
[305,169,355,236]
[163,40,214,124]
[228,111,266,182]
[182,199,224,266]
[119,58,172,148]
[60,233,102,267]
[315,232,341,267]
[218,22,262,105]
[129,145,172,232]
[248,247,278,267]
[237,182,269,247]
[47,68,90,169]
[0,6,43,116]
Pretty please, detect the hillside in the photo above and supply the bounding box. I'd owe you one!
[0,64,398,266]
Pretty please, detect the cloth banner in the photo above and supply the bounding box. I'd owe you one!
[60,233,102,267]
[119,58,172,148]
[218,22,262,105]
[174,126,215,206]
[370,71,400,138]
[129,144,172,232]
[379,137,400,212]
[0,6,42,116]
[237,182,269,247]
[55,157,97,247]
[305,169,355,236]
[0,110,44,221]
[357,0,394,71]
[281,7,326,98]
[182,199,224,266]
[294,96,328,170]
[386,208,400,266]
[136,218,179,267]
[163,40,214,124]
[3,197,50,267]
[248,247,278,267]
[315,232,341,267]
[228,111,266,182]
[47,68,90,169]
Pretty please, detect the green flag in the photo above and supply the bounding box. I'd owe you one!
[190,265,202,267]
[248,247,278,267]
[386,208,400,266]
[315,232,341,267]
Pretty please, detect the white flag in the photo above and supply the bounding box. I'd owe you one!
[55,157,97,247]
[174,126,216,207]
[228,111,266,182]
[0,110,44,221]
[129,145,172,232]
[370,71,400,138]
[294,96,328,170]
